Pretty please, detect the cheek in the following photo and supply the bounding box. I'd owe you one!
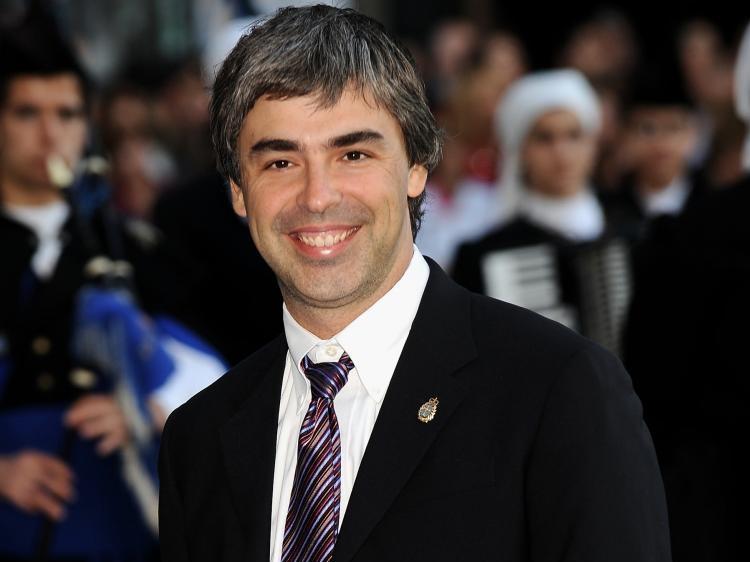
[524,148,552,178]
[61,124,88,158]
[245,183,293,235]
[674,135,696,157]
[573,143,596,171]
[3,125,36,155]
[345,166,405,208]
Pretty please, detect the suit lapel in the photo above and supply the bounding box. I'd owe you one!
[219,335,287,561]
[334,260,478,562]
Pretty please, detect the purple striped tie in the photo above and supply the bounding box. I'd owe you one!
[282,352,354,562]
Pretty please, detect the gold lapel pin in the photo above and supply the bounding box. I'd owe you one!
[417,397,439,423]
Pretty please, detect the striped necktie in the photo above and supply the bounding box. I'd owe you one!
[282,352,354,562]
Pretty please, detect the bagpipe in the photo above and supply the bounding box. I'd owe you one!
[36,155,226,553]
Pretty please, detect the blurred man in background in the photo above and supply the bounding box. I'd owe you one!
[416,31,526,271]
[152,17,283,366]
[452,70,617,346]
[622,21,750,562]
[0,10,224,561]
[607,62,710,240]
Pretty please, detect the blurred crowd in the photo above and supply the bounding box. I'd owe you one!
[1,1,749,561]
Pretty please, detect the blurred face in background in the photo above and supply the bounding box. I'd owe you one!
[561,17,637,85]
[102,90,152,145]
[521,109,597,197]
[0,73,87,201]
[430,20,479,81]
[623,107,697,190]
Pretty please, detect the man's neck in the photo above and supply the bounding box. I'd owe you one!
[283,302,363,341]
[636,169,686,195]
[282,248,415,340]
[1,178,63,207]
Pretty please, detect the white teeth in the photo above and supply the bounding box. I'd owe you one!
[298,227,355,248]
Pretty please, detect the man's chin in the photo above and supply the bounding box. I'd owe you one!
[282,274,360,308]
[2,175,63,204]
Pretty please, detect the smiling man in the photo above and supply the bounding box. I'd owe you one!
[232,90,427,338]
[158,6,671,562]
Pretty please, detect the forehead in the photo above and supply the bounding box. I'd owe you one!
[3,73,84,109]
[530,109,583,131]
[628,106,692,123]
[240,89,405,146]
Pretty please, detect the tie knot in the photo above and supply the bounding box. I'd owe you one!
[301,352,354,400]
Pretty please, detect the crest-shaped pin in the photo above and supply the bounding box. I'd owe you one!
[417,397,439,423]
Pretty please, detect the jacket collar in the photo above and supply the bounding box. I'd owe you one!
[333,258,476,561]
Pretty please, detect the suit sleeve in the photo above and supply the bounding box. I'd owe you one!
[525,344,672,562]
[159,413,191,562]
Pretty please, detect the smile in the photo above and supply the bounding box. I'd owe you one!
[295,227,359,248]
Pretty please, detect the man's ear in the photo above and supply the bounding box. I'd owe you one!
[229,180,248,217]
[407,164,428,198]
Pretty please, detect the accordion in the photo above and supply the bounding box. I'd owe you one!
[480,238,632,356]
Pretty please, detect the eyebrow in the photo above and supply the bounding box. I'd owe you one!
[249,129,385,155]
[250,138,300,153]
[327,129,384,148]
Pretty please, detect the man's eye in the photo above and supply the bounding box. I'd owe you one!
[59,108,84,121]
[344,151,365,161]
[12,107,38,120]
[269,160,291,169]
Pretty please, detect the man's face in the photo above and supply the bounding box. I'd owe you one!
[231,89,427,325]
[624,107,697,187]
[521,109,597,197]
[0,74,87,194]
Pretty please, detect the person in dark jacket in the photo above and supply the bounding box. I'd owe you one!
[0,11,224,561]
[604,61,710,242]
[159,7,670,562]
[453,70,631,353]
[622,25,750,562]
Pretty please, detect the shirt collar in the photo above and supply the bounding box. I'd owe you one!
[638,175,690,217]
[283,245,429,410]
[519,187,605,242]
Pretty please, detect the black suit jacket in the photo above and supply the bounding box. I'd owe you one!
[159,260,670,562]
[623,178,750,561]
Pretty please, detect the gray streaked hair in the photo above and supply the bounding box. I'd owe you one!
[210,4,442,236]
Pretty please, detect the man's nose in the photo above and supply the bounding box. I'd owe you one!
[39,115,65,148]
[297,162,342,214]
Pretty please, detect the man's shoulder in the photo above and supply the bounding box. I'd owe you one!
[164,334,286,433]
[466,289,616,375]
[428,260,612,370]
[459,290,632,424]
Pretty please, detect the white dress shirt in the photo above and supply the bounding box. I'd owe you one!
[4,201,70,279]
[519,188,605,242]
[638,176,691,217]
[269,246,430,562]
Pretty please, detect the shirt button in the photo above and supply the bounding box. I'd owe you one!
[31,336,52,356]
[69,368,97,389]
[325,345,338,358]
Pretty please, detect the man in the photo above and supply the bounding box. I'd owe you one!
[153,23,283,365]
[605,61,710,241]
[621,24,750,561]
[452,70,607,331]
[0,13,224,561]
[159,6,671,562]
